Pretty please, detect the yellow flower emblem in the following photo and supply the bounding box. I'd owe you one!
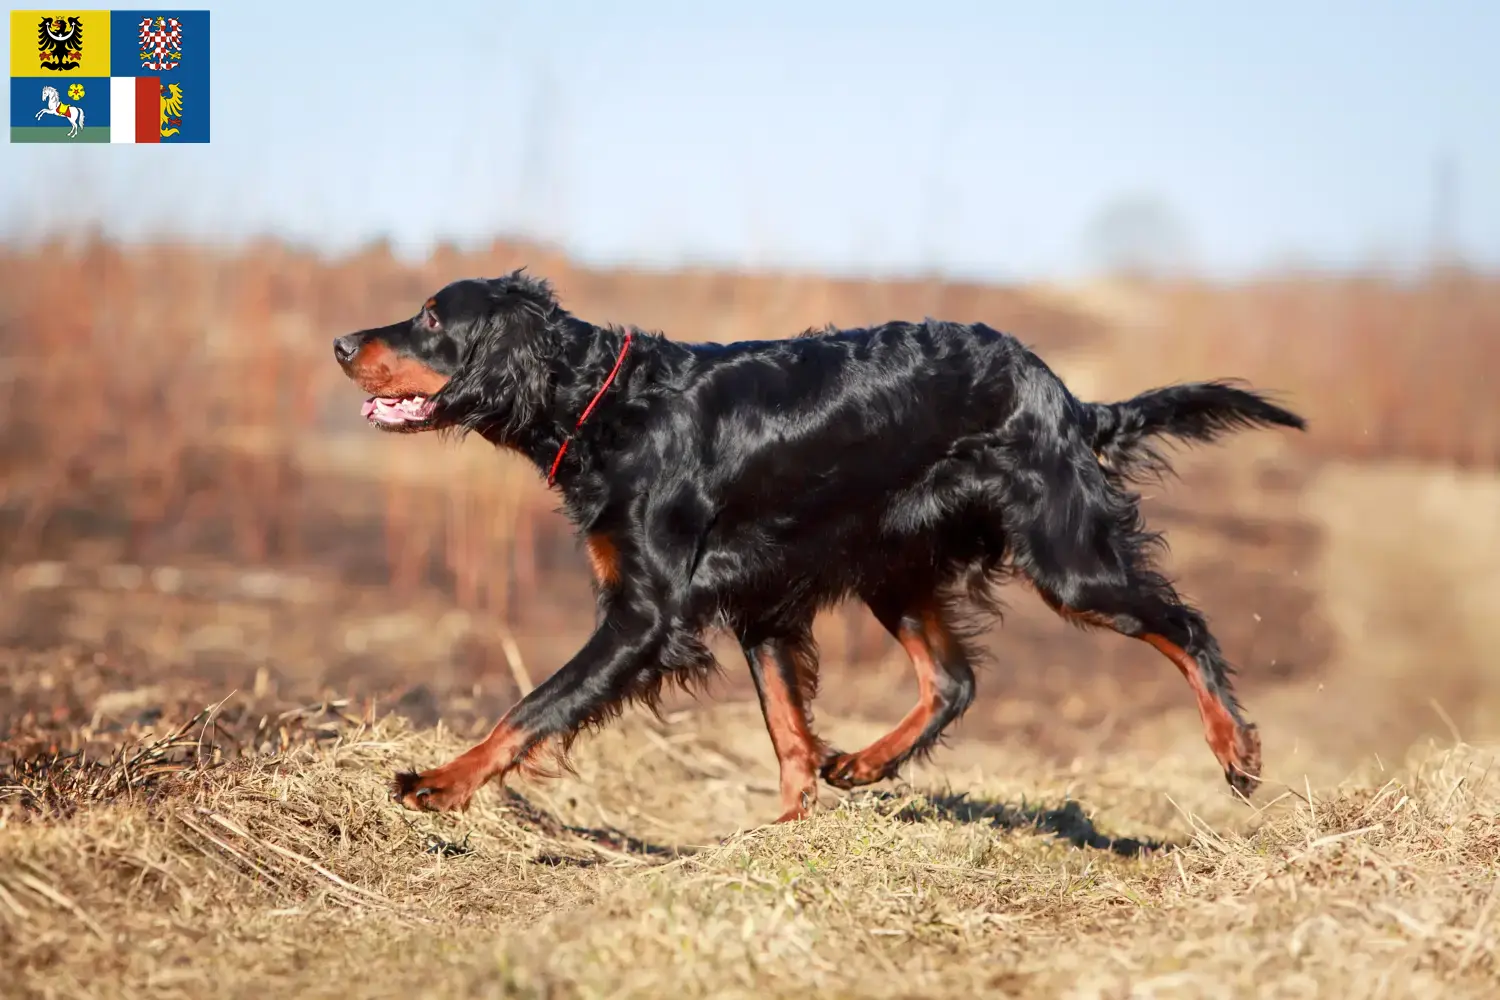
[68,83,84,101]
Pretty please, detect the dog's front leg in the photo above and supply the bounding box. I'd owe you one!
[391,603,666,812]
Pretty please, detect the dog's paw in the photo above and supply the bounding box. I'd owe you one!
[819,751,897,790]
[1223,722,1263,801]
[390,765,482,813]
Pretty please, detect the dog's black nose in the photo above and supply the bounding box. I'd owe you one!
[333,336,358,365]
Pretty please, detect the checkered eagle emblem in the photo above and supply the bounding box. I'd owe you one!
[138,16,183,71]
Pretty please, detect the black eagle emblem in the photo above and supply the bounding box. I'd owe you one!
[37,16,85,71]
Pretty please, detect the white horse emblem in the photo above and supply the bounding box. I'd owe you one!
[36,85,85,137]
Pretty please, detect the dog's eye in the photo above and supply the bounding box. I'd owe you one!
[423,310,440,330]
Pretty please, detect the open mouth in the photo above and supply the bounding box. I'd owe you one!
[361,394,437,430]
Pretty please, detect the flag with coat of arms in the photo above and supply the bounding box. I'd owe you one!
[9,9,210,143]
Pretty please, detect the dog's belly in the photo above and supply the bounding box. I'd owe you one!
[691,478,1007,626]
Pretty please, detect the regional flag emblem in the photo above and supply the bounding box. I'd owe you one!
[9,9,209,143]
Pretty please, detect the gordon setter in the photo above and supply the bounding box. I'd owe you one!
[333,270,1305,823]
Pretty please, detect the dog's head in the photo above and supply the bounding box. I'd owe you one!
[332,270,564,437]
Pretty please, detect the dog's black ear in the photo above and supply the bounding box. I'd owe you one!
[431,278,563,441]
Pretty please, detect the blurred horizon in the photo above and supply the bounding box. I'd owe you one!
[3,0,1498,282]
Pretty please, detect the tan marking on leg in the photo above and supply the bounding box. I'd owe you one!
[391,712,555,813]
[1141,633,1261,792]
[822,607,954,788]
[753,647,821,822]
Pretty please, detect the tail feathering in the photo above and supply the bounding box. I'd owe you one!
[1089,379,1305,482]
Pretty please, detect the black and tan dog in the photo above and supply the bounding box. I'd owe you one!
[333,270,1304,823]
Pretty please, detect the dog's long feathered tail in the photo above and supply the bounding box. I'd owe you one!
[1087,379,1306,482]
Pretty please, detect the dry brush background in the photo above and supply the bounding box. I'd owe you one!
[1,236,1498,998]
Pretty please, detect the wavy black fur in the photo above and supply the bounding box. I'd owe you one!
[333,270,1306,812]
[1087,380,1305,483]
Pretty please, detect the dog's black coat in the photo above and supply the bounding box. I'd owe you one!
[334,270,1305,815]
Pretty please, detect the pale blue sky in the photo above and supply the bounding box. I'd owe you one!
[3,1,1496,280]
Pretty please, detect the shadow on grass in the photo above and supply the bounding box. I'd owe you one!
[414,789,1179,867]
[880,790,1182,857]
[485,787,1181,865]
[498,787,689,867]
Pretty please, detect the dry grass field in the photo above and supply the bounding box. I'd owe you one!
[2,237,1498,997]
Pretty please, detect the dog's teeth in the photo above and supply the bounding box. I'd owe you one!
[362,394,433,425]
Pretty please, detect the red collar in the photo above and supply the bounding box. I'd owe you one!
[546,331,633,486]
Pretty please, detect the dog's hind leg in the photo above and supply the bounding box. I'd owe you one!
[1006,442,1262,797]
[820,597,976,790]
[741,630,828,822]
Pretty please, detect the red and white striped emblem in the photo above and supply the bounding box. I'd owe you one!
[138,16,183,71]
